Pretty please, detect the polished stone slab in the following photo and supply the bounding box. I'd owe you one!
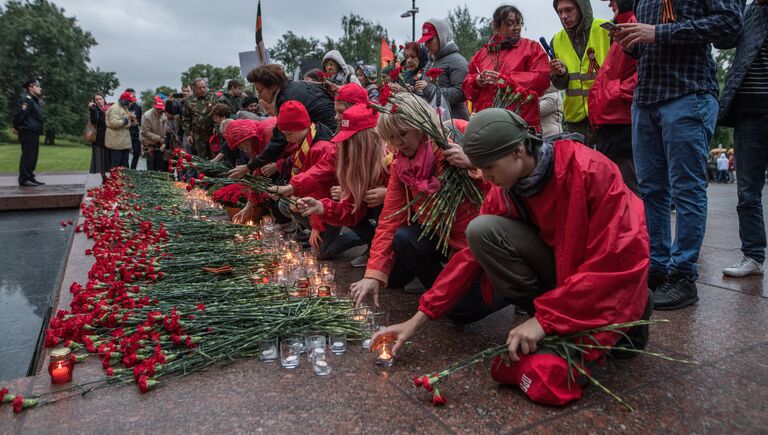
[0,173,88,211]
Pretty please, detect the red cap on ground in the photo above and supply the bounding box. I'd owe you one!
[416,22,438,44]
[331,103,379,143]
[277,100,311,132]
[335,83,369,105]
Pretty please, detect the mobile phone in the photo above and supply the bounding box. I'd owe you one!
[600,21,618,32]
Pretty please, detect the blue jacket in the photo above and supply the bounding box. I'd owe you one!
[719,2,768,126]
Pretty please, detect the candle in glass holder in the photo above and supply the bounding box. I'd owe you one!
[274,267,288,285]
[296,276,310,297]
[375,338,394,367]
[317,285,332,298]
[48,347,74,384]
[320,263,334,283]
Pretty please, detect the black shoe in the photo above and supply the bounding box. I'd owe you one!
[610,290,653,359]
[648,269,668,292]
[30,179,45,185]
[654,275,698,310]
[19,180,38,187]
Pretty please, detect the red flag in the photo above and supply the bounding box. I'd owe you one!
[381,38,394,68]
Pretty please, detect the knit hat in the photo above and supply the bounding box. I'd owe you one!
[331,103,379,143]
[277,100,311,132]
[242,95,259,109]
[335,83,369,105]
[119,91,136,103]
[223,118,276,151]
[463,109,540,168]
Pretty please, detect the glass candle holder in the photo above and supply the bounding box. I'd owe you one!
[374,337,395,367]
[259,337,278,362]
[311,348,332,376]
[280,338,302,369]
[306,332,327,361]
[48,347,74,384]
[330,333,347,354]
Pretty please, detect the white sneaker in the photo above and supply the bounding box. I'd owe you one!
[723,257,764,278]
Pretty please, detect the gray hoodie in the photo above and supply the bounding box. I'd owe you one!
[322,50,361,86]
[421,18,469,120]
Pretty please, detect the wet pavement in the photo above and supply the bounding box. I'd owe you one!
[0,208,78,380]
[2,180,767,433]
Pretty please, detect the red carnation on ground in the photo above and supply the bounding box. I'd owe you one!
[426,68,442,80]
[431,390,447,406]
[12,396,24,413]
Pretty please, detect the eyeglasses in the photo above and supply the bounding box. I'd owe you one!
[503,20,524,28]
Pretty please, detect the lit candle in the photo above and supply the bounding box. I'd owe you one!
[375,339,394,367]
[48,347,74,384]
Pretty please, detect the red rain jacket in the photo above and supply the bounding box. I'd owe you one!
[289,139,336,201]
[588,12,637,127]
[419,140,649,350]
[364,143,487,286]
[462,38,550,130]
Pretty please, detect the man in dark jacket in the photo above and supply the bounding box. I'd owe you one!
[13,79,45,186]
[124,88,143,169]
[719,0,768,278]
[415,19,470,121]
[227,64,337,179]
[615,0,743,310]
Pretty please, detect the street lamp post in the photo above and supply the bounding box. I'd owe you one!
[400,0,419,41]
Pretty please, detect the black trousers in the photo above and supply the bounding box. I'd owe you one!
[130,138,141,169]
[18,130,39,183]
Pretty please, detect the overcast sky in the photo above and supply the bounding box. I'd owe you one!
[9,0,612,96]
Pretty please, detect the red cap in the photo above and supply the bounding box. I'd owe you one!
[119,91,136,103]
[277,100,311,132]
[331,103,379,143]
[335,83,369,105]
[416,22,438,44]
[153,97,165,110]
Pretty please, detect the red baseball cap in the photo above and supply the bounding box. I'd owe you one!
[331,103,379,143]
[277,100,311,132]
[335,83,369,105]
[119,91,136,103]
[416,22,438,44]
[153,96,165,110]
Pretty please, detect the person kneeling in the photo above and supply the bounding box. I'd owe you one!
[374,109,652,407]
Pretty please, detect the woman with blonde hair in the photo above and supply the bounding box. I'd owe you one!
[348,92,487,311]
[296,103,389,265]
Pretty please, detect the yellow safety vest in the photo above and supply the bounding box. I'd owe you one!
[552,19,610,123]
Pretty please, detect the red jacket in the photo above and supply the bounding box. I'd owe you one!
[462,38,551,130]
[588,12,637,127]
[419,140,649,350]
[290,139,337,201]
[364,145,487,286]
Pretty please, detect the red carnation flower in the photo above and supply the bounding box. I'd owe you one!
[412,376,423,387]
[12,396,24,413]
[138,375,151,393]
[184,154,192,162]
[378,85,392,106]
[0,387,9,402]
[60,220,67,227]
[389,66,402,81]
[431,390,447,406]
[426,68,442,80]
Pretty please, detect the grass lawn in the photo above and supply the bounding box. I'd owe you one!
[0,134,91,173]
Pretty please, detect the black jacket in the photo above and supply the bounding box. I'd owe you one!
[89,105,108,148]
[247,80,336,170]
[13,92,44,134]
[128,102,142,141]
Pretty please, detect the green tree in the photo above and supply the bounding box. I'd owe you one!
[0,0,119,139]
[180,64,241,92]
[713,49,736,150]
[446,6,491,61]
[139,86,178,111]
[323,14,388,66]
[270,31,323,73]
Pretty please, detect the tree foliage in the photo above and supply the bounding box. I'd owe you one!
[446,6,492,61]
[0,0,120,137]
[713,49,736,149]
[270,31,323,73]
[139,86,178,111]
[180,64,241,91]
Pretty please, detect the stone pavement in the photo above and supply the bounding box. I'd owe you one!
[2,181,766,433]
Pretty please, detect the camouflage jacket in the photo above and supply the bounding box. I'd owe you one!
[182,92,217,137]
[218,93,243,117]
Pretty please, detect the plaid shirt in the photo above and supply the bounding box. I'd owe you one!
[633,0,743,106]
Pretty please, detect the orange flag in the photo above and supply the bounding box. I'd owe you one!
[381,38,394,68]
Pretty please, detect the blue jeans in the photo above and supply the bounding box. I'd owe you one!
[110,149,130,168]
[734,114,768,264]
[632,92,717,278]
